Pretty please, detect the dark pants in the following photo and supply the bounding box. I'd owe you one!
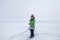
[30,29,34,37]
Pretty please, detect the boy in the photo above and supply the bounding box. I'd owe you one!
[29,14,35,38]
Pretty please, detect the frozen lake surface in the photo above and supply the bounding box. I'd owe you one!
[0,21,60,40]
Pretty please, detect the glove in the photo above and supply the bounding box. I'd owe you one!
[28,27,34,29]
[28,27,31,29]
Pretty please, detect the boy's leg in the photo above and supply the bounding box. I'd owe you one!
[30,29,34,38]
[31,29,34,36]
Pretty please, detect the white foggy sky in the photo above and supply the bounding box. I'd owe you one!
[0,0,60,21]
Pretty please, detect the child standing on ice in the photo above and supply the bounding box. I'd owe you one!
[29,14,35,38]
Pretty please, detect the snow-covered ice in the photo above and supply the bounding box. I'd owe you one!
[0,21,60,40]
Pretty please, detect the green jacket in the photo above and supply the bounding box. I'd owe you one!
[29,19,35,28]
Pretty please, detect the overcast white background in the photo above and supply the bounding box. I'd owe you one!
[0,0,60,21]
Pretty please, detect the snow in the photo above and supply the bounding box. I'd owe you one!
[0,21,60,40]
